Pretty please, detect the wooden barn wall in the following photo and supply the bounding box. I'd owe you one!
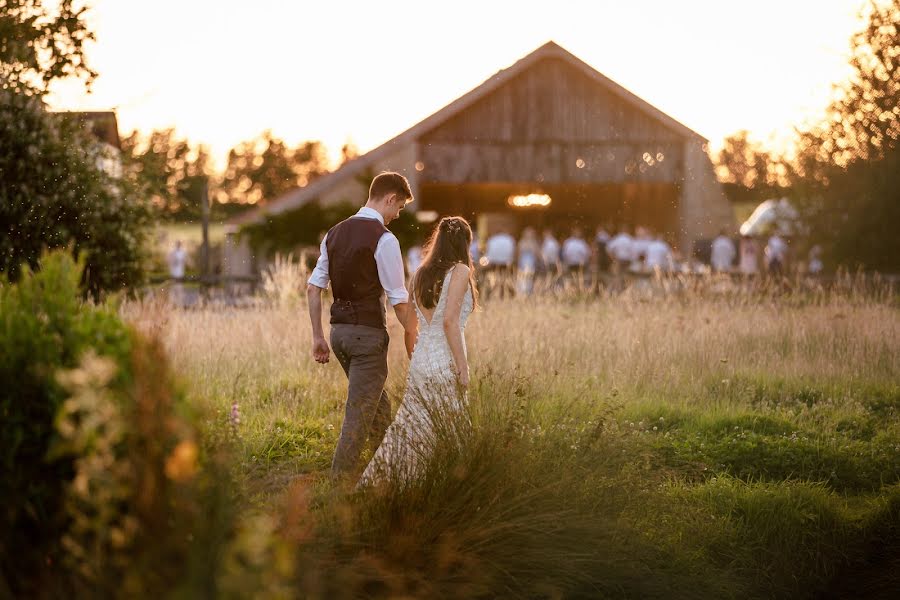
[418,58,684,184]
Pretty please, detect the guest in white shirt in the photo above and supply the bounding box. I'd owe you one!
[485,227,517,299]
[560,227,592,288]
[562,228,591,269]
[517,227,540,295]
[739,235,760,275]
[167,239,188,306]
[710,230,737,272]
[808,245,824,275]
[630,226,652,272]
[167,239,187,280]
[469,238,481,265]
[606,226,634,274]
[765,234,789,276]
[645,234,674,273]
[406,244,423,277]
[541,229,561,278]
[485,229,516,267]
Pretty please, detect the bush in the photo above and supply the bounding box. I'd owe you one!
[0,250,234,596]
[0,251,133,592]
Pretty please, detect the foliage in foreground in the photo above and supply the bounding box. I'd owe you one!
[0,251,233,597]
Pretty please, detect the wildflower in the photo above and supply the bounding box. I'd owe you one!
[230,401,241,428]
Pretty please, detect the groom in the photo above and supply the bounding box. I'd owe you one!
[306,171,414,483]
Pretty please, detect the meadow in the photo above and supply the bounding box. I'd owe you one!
[120,274,900,599]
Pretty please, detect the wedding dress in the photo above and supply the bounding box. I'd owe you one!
[359,266,474,486]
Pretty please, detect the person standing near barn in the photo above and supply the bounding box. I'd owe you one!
[306,172,416,485]
[711,229,737,272]
[167,239,188,306]
[765,233,789,276]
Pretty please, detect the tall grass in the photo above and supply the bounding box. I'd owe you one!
[120,275,900,598]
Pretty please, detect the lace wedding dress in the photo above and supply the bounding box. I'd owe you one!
[359,267,474,486]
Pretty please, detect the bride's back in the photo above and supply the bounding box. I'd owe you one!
[413,265,473,332]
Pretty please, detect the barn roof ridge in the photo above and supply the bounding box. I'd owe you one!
[230,40,705,226]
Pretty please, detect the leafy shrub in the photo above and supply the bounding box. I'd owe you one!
[0,251,234,596]
[0,251,133,592]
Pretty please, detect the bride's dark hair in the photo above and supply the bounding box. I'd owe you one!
[413,216,478,310]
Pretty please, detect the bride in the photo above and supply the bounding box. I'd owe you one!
[359,216,478,487]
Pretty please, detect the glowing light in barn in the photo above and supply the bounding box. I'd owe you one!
[507,193,552,208]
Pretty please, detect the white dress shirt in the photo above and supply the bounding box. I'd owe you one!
[541,236,560,266]
[645,239,673,271]
[561,237,591,267]
[307,207,409,306]
[606,233,634,262]
[711,235,736,272]
[167,247,187,279]
[485,233,516,266]
[766,235,788,265]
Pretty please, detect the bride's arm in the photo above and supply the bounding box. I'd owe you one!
[442,264,471,388]
[403,301,418,358]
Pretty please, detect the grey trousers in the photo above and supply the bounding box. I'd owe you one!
[330,324,392,481]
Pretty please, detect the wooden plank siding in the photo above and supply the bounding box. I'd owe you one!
[418,58,684,185]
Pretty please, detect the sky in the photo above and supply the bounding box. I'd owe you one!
[45,0,865,169]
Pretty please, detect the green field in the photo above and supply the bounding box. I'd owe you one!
[118,277,900,598]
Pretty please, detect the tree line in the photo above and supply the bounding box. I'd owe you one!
[119,129,361,222]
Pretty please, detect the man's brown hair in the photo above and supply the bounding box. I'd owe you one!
[368,172,412,203]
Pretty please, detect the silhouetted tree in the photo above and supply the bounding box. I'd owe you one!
[120,129,213,221]
[714,130,786,206]
[218,131,329,205]
[340,139,360,165]
[0,0,96,96]
[791,0,899,270]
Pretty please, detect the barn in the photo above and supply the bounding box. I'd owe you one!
[226,41,732,276]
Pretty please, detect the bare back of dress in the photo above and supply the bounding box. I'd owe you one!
[359,266,473,486]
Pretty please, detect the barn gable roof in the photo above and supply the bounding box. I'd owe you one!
[231,40,704,226]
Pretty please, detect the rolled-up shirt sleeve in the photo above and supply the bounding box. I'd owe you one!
[375,233,409,305]
[307,234,330,289]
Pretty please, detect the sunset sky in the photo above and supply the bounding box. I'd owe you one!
[46,0,865,168]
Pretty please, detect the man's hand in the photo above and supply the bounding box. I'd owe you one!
[312,336,331,364]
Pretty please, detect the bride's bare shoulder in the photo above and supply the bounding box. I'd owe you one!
[444,263,470,303]
[450,262,470,276]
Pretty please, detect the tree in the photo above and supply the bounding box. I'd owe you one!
[0,0,97,96]
[790,0,899,270]
[218,131,329,205]
[0,90,151,297]
[714,130,787,206]
[340,139,360,165]
[120,129,213,221]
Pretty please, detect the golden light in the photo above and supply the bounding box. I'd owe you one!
[507,193,552,208]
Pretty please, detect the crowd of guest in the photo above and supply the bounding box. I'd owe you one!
[405,221,817,298]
